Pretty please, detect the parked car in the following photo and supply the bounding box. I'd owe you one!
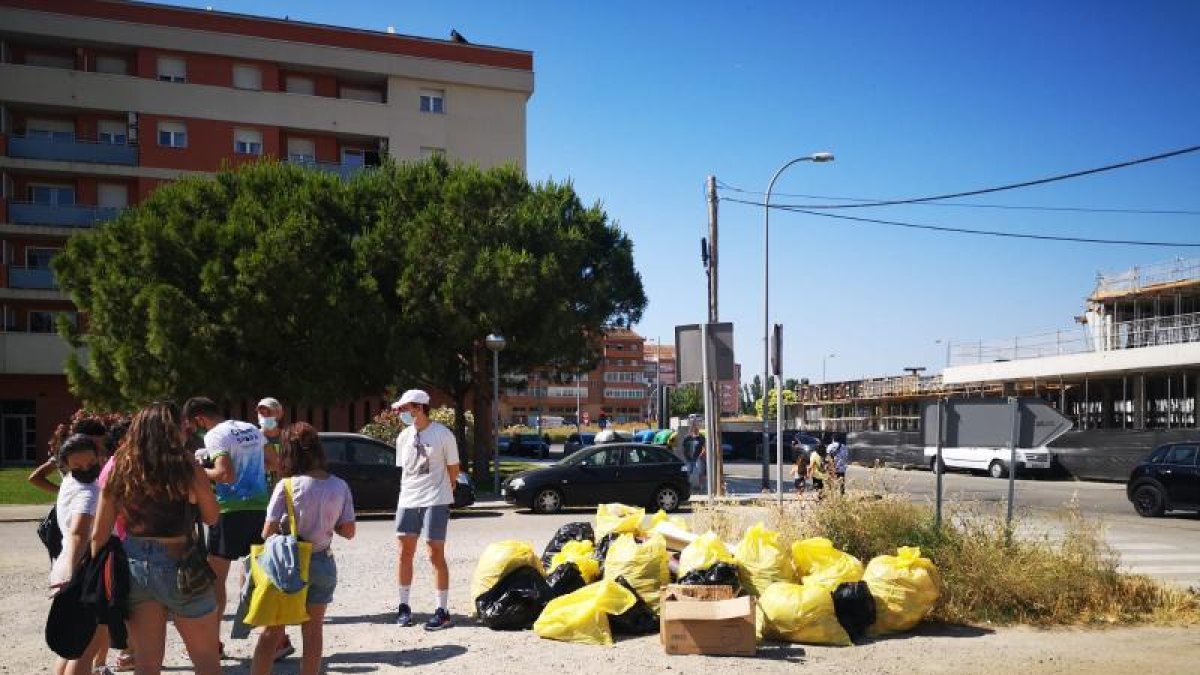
[1127,442,1200,517]
[509,432,551,459]
[318,432,475,510]
[564,432,596,456]
[497,434,513,455]
[502,442,691,514]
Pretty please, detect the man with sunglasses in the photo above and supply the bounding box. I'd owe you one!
[391,389,459,631]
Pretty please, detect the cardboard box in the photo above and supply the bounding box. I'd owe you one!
[660,585,756,656]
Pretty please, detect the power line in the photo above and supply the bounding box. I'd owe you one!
[722,197,1200,247]
[719,144,1200,210]
[710,183,1200,214]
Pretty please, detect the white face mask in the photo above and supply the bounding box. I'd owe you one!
[399,411,416,426]
[259,415,278,431]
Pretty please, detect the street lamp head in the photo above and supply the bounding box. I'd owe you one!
[810,152,835,163]
[485,334,507,352]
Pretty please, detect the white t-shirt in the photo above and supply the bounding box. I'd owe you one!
[395,421,459,508]
[49,474,99,585]
[204,420,270,511]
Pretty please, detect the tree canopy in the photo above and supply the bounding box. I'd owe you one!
[55,158,647,477]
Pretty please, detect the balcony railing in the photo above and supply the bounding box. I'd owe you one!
[8,134,138,166]
[8,202,124,228]
[286,158,366,181]
[6,266,57,290]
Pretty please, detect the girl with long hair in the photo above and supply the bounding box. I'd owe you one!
[251,422,355,675]
[90,402,221,675]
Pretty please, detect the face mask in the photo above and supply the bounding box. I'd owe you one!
[259,416,278,431]
[399,411,416,426]
[71,465,101,484]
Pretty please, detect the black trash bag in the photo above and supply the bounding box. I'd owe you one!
[832,580,876,641]
[541,522,595,568]
[546,561,587,598]
[592,532,621,575]
[677,562,742,595]
[608,576,659,635]
[474,566,553,631]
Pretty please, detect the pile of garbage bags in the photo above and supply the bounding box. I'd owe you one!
[469,504,942,647]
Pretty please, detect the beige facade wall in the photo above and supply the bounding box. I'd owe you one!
[0,332,84,374]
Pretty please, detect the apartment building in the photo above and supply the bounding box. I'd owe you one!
[0,0,533,464]
[501,328,650,426]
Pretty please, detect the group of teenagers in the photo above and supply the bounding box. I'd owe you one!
[32,388,461,675]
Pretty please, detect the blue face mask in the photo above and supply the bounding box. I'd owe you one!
[399,411,416,426]
[258,416,278,431]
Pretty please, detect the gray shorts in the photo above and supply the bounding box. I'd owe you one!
[395,505,450,541]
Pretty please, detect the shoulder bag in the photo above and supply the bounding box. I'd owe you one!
[245,478,313,627]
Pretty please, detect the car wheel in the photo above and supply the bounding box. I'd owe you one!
[532,488,563,514]
[1132,484,1166,517]
[652,485,682,513]
[930,456,945,474]
[988,460,1007,479]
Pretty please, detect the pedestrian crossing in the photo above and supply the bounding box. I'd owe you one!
[1109,537,1200,588]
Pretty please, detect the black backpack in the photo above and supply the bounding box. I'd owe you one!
[38,505,63,561]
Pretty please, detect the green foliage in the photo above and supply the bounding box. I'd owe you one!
[670,384,703,417]
[754,387,799,419]
[359,406,474,445]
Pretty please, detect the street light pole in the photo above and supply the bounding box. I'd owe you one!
[485,334,506,496]
[822,353,837,384]
[762,151,834,489]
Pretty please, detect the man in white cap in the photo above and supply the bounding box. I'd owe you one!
[391,389,459,631]
[256,396,296,662]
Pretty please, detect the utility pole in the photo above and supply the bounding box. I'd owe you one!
[706,175,725,494]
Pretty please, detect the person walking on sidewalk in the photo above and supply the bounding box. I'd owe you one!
[183,396,279,653]
[391,390,459,631]
[829,433,850,495]
[250,423,355,675]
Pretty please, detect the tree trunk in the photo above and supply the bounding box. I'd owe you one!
[471,344,493,486]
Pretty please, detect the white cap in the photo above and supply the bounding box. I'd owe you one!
[256,397,282,412]
[391,389,430,410]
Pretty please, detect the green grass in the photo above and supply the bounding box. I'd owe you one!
[0,467,57,505]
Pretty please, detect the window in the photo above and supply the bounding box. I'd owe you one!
[322,439,348,463]
[285,75,315,95]
[29,311,58,334]
[625,447,675,465]
[234,128,263,155]
[97,120,127,145]
[548,387,587,399]
[580,447,622,467]
[604,372,644,383]
[94,55,129,75]
[25,52,74,69]
[232,64,262,90]
[419,89,445,113]
[27,185,75,206]
[26,247,61,269]
[352,440,394,466]
[420,146,445,159]
[341,147,366,167]
[97,183,128,208]
[604,388,645,400]
[1164,444,1198,466]
[340,86,383,103]
[156,56,186,83]
[157,121,187,148]
[26,118,75,142]
[287,138,316,163]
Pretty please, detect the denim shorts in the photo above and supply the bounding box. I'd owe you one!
[125,536,217,619]
[395,505,450,541]
[307,550,337,605]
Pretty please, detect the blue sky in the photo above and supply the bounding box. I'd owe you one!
[160,0,1200,384]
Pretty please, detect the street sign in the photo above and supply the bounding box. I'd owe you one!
[675,322,735,383]
[921,397,1073,448]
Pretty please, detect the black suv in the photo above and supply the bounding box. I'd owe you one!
[1127,442,1200,517]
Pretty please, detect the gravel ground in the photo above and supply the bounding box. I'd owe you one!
[3,507,1199,674]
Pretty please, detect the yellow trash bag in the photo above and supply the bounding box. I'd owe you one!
[647,509,688,532]
[533,578,637,646]
[550,539,601,583]
[791,537,864,591]
[734,523,794,596]
[471,540,543,601]
[602,533,670,611]
[756,581,851,646]
[863,546,941,634]
[595,503,645,539]
[244,479,313,627]
[678,531,736,576]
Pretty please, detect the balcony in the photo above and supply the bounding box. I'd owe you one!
[6,266,57,290]
[8,134,138,166]
[287,158,366,181]
[0,331,85,375]
[8,202,124,228]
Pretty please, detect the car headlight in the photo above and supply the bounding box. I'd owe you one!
[509,478,525,490]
